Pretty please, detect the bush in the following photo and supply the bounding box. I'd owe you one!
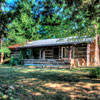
[90,68,100,79]
[10,56,23,66]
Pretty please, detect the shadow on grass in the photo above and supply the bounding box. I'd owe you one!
[0,66,100,100]
[0,67,100,84]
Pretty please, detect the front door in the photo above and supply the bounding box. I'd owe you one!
[53,48,59,59]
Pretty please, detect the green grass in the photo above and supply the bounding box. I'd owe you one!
[0,65,100,100]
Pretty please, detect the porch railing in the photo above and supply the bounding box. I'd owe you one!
[23,58,70,65]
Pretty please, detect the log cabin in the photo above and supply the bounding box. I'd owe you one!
[8,35,100,67]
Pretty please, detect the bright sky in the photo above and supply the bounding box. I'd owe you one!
[6,0,15,4]
[4,0,15,11]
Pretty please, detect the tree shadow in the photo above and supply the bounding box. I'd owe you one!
[0,66,100,100]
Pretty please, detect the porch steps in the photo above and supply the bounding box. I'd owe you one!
[23,59,70,65]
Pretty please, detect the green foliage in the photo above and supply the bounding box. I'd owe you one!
[1,0,100,49]
[7,0,40,44]
[10,56,18,66]
[10,55,23,66]
[90,68,100,79]
[0,85,17,100]
[0,47,11,54]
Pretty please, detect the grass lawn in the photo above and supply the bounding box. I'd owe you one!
[0,65,100,100]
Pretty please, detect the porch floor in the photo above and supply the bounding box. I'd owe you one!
[23,59,70,66]
[24,64,70,69]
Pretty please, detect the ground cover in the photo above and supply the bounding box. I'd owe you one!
[0,65,100,100]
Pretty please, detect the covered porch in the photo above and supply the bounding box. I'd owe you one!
[23,43,87,66]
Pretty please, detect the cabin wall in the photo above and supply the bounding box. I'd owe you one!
[87,40,99,66]
[74,44,87,59]
[22,46,70,65]
[22,44,88,66]
[10,41,99,67]
[45,46,69,59]
[72,41,98,67]
[71,44,87,67]
[45,48,53,59]
[10,49,20,58]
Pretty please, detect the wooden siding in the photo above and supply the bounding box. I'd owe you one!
[74,44,87,59]
[70,44,87,67]
[45,48,53,59]
[10,50,20,58]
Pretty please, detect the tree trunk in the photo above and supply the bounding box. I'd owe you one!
[0,3,4,64]
[1,53,4,63]
[87,43,91,66]
[95,34,99,65]
[94,24,100,65]
[0,34,4,63]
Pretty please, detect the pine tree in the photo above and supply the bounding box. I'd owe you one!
[7,0,40,45]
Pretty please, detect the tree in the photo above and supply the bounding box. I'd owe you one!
[7,0,41,45]
[2,0,100,46]
[39,0,100,38]
[0,0,18,63]
[0,0,7,63]
[31,0,92,38]
[60,0,100,37]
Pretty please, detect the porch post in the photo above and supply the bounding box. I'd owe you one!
[39,49,41,59]
[95,34,99,65]
[69,46,72,60]
[73,46,75,59]
[59,47,60,59]
[61,47,63,59]
[43,50,45,60]
[87,44,91,66]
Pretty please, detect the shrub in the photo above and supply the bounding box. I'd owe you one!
[10,56,23,66]
[90,68,100,79]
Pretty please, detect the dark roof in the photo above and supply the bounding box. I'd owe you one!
[21,36,94,48]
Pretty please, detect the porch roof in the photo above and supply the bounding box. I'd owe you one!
[20,36,94,48]
[8,44,23,49]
